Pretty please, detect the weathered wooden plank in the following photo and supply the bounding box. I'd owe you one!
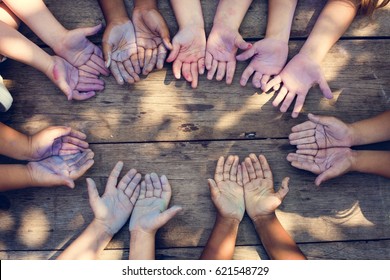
[0,40,388,143]
[2,239,390,260]
[20,0,390,46]
[0,140,389,251]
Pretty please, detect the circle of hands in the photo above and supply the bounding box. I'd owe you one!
[26,126,94,188]
[287,113,355,186]
[87,161,182,236]
[208,154,289,222]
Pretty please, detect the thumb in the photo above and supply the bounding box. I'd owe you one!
[318,74,333,99]
[81,23,102,37]
[235,35,252,50]
[166,41,180,63]
[236,47,255,61]
[61,177,75,189]
[308,113,333,127]
[156,25,172,50]
[156,205,182,228]
[207,178,219,199]
[276,177,290,201]
[52,62,73,100]
[101,41,113,68]
[315,167,338,186]
[86,177,100,206]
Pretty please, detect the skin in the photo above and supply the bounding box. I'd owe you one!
[0,21,104,100]
[58,162,141,259]
[242,154,306,260]
[133,0,172,75]
[266,0,358,118]
[200,155,244,260]
[2,0,109,78]
[288,111,390,185]
[99,0,141,85]
[0,149,94,191]
[206,0,253,85]
[236,0,297,89]
[166,0,206,88]
[129,173,182,260]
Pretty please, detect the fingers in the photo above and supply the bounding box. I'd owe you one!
[102,41,113,68]
[110,61,125,85]
[207,58,218,80]
[139,180,146,199]
[258,154,273,180]
[144,173,154,198]
[216,61,226,81]
[130,185,141,206]
[289,128,316,145]
[272,86,288,107]
[241,162,250,185]
[230,155,239,182]
[291,93,307,118]
[207,178,219,199]
[236,47,255,61]
[235,35,251,50]
[226,61,236,85]
[280,91,297,113]
[265,75,282,92]
[223,155,234,181]
[240,65,254,86]
[71,90,96,101]
[124,60,140,82]
[68,150,95,179]
[215,156,224,183]
[275,177,290,201]
[252,72,263,89]
[117,168,141,196]
[137,47,145,69]
[198,57,205,75]
[86,177,100,205]
[151,172,162,197]
[88,54,110,76]
[172,59,182,79]
[287,153,320,174]
[205,51,213,71]
[249,153,263,178]
[260,75,271,91]
[237,164,243,186]
[190,62,199,88]
[182,63,192,82]
[156,44,168,69]
[291,119,317,133]
[155,205,182,229]
[166,41,180,63]
[244,157,256,180]
[61,136,89,150]
[318,74,333,99]
[81,23,102,37]
[160,174,172,204]
[107,161,124,191]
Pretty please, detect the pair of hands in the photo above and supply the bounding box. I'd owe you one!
[102,7,171,85]
[287,113,355,186]
[209,154,289,223]
[26,126,94,188]
[87,161,181,237]
[50,24,110,101]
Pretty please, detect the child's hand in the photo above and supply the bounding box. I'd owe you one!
[266,53,333,118]
[129,173,182,234]
[48,56,105,100]
[242,154,289,219]
[207,155,245,222]
[287,147,355,186]
[205,25,251,85]
[132,7,172,75]
[236,38,288,89]
[55,24,109,77]
[29,126,89,161]
[166,25,206,88]
[102,19,141,85]
[26,149,94,188]
[289,113,353,150]
[87,161,142,236]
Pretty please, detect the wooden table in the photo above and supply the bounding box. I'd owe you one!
[0,0,389,259]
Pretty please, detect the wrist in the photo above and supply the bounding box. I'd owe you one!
[216,213,241,227]
[134,0,157,10]
[91,219,116,238]
[251,212,276,224]
[299,44,325,64]
[348,149,359,173]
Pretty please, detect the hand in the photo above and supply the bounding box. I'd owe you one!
[29,126,89,161]
[132,7,172,75]
[54,24,110,77]
[166,25,206,88]
[102,18,141,85]
[129,173,182,234]
[266,53,333,118]
[48,56,105,100]
[87,161,141,236]
[207,155,245,222]
[287,147,355,186]
[289,113,353,150]
[242,154,289,219]
[205,25,251,85]
[236,38,288,89]
[27,149,94,188]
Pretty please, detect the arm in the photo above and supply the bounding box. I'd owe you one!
[236,0,297,88]
[350,111,390,146]
[205,0,252,84]
[129,173,182,260]
[351,150,390,178]
[166,0,205,88]
[0,123,30,160]
[0,165,34,191]
[200,155,245,260]
[58,162,141,259]
[242,154,306,259]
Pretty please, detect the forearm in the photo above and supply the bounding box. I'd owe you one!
[350,111,390,145]
[200,215,239,260]
[57,220,113,260]
[0,165,34,191]
[98,0,129,24]
[265,0,297,42]
[351,150,390,178]
[299,0,357,63]
[0,123,31,160]
[253,214,306,260]
[3,0,68,53]
[0,21,53,75]
[212,0,253,30]
[170,0,204,29]
[129,230,156,260]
